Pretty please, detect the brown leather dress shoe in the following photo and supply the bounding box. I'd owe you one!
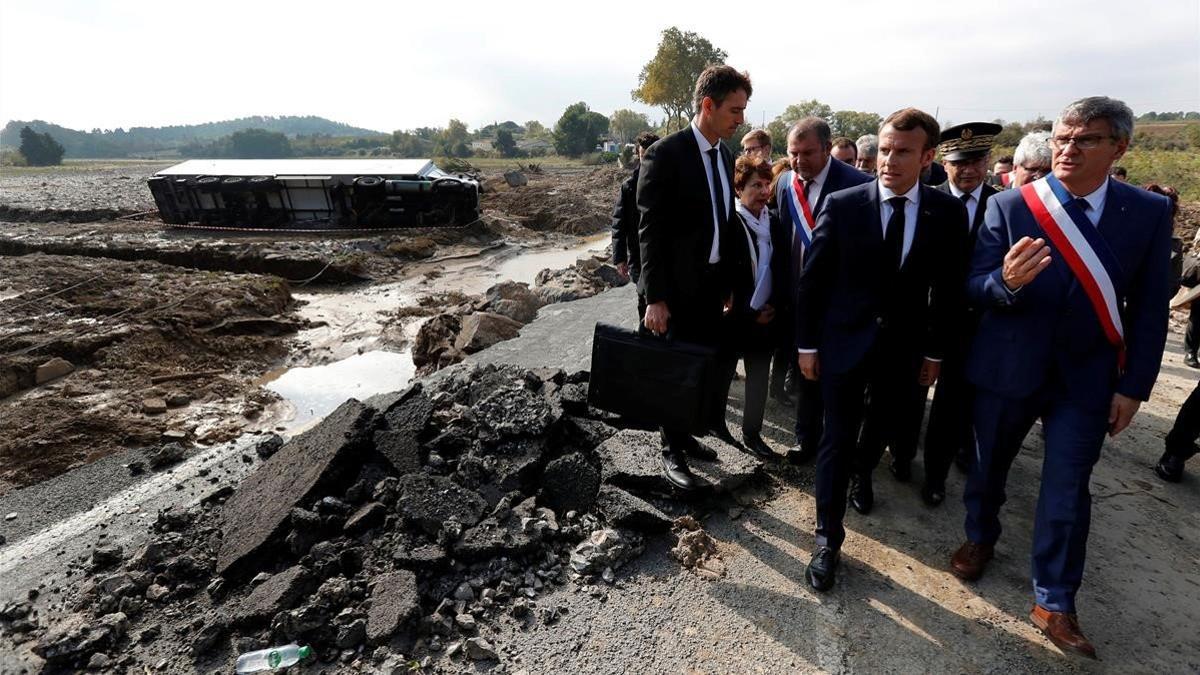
[949,541,994,581]
[1030,605,1098,659]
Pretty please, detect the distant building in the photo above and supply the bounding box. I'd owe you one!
[470,139,494,152]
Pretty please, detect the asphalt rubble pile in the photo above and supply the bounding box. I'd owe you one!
[4,362,761,673]
[412,255,629,376]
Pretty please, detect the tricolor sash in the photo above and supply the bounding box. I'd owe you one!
[1019,175,1125,367]
[782,170,817,249]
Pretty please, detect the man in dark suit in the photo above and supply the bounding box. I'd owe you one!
[950,97,1172,658]
[774,117,873,466]
[796,108,969,591]
[611,131,659,319]
[854,122,1002,512]
[637,65,752,491]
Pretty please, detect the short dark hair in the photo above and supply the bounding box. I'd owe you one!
[996,155,1014,165]
[1112,166,1127,177]
[733,155,773,192]
[832,136,857,155]
[635,131,660,151]
[693,65,753,112]
[880,108,942,150]
[788,117,832,147]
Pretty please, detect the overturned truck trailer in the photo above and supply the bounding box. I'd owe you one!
[147,159,479,230]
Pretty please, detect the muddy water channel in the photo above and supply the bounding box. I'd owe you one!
[261,233,610,433]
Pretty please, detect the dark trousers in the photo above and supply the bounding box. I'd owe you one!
[794,377,824,452]
[741,349,772,437]
[1165,379,1200,458]
[770,346,793,395]
[854,348,925,476]
[964,382,1108,613]
[1187,304,1200,355]
[637,293,647,321]
[815,334,920,550]
[922,353,975,485]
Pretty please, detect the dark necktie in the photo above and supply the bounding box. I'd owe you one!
[959,192,972,205]
[801,178,813,204]
[885,196,906,271]
[1072,197,1091,224]
[706,147,728,230]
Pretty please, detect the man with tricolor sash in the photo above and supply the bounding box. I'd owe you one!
[774,117,872,465]
[950,96,1174,659]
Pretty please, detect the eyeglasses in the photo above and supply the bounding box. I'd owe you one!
[741,144,767,155]
[1021,165,1051,177]
[1050,134,1115,150]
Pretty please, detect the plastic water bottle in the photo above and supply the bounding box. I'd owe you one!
[235,644,312,673]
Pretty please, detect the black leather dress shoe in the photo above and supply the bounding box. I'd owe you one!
[889,459,912,482]
[741,433,776,460]
[661,451,704,491]
[1186,352,1200,369]
[1155,450,1187,483]
[805,546,840,592]
[708,424,743,450]
[848,473,874,515]
[786,444,816,465]
[921,482,946,507]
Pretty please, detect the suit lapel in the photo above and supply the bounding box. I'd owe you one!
[972,184,997,238]
[681,129,714,219]
[905,185,936,270]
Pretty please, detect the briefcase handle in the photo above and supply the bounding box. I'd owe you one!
[637,323,678,344]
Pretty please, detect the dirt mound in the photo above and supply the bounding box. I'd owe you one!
[481,166,624,235]
[0,253,299,494]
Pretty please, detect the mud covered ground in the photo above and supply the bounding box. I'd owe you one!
[0,162,626,497]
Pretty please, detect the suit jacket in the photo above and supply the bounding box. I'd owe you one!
[934,181,1000,242]
[966,179,1173,404]
[795,181,970,375]
[773,157,874,222]
[637,127,743,324]
[728,209,793,351]
[611,166,641,281]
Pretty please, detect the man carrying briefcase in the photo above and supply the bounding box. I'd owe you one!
[637,65,752,490]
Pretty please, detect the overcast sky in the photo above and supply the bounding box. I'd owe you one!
[2,0,1198,133]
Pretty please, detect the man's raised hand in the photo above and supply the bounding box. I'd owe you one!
[1002,236,1053,291]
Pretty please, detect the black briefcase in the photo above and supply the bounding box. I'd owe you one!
[587,322,717,435]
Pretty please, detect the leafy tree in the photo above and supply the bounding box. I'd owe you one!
[632,27,727,132]
[553,102,609,157]
[389,130,429,157]
[524,120,550,139]
[18,126,65,166]
[229,128,293,158]
[434,119,472,157]
[609,109,651,144]
[495,129,519,158]
[828,110,882,141]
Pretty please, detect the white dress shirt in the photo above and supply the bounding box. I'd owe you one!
[878,179,920,265]
[803,156,834,211]
[948,182,985,229]
[1071,178,1108,226]
[691,119,729,263]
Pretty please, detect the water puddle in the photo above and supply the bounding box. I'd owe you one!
[259,350,415,433]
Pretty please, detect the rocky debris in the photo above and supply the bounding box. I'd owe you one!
[483,281,545,324]
[386,236,438,260]
[373,386,433,474]
[33,612,127,670]
[141,397,168,415]
[35,357,74,384]
[533,255,627,306]
[90,544,125,571]
[165,391,191,408]
[412,313,465,375]
[596,429,763,494]
[671,516,726,579]
[503,170,528,188]
[255,433,285,459]
[594,486,672,532]
[14,362,766,672]
[539,453,601,514]
[366,570,420,644]
[455,312,523,354]
[569,528,634,576]
[216,399,375,577]
[146,441,186,469]
[395,473,487,537]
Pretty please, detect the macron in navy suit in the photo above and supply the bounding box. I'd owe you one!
[951,97,1173,659]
